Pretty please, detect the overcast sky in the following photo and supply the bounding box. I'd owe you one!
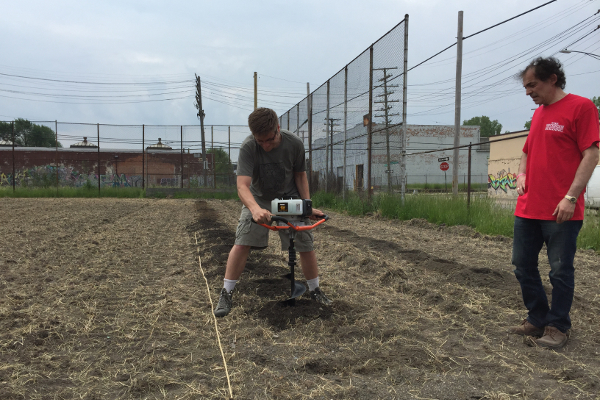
[1,0,599,148]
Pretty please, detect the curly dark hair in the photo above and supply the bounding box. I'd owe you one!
[248,108,279,137]
[519,57,566,89]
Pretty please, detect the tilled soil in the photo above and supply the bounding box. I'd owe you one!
[1,198,599,400]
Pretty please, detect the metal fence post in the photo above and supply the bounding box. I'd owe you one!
[211,125,215,188]
[308,93,313,192]
[343,66,348,200]
[467,142,472,207]
[12,122,15,192]
[367,45,374,202]
[325,80,330,193]
[181,126,184,188]
[97,123,101,194]
[55,120,58,193]
[142,124,145,189]
[228,126,231,187]
[402,14,409,203]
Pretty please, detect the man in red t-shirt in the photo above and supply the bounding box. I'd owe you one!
[508,57,599,348]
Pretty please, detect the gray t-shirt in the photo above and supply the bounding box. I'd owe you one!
[237,129,306,202]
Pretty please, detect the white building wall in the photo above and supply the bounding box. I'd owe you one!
[311,123,488,191]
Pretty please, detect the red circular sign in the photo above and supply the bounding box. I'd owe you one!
[440,162,449,171]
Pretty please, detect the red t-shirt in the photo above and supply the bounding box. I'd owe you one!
[515,94,600,220]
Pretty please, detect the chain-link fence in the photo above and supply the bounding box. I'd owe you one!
[277,16,490,201]
[0,121,251,190]
[278,17,409,200]
[0,16,492,197]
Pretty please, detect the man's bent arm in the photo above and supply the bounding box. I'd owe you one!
[237,175,271,224]
[516,152,527,196]
[553,145,599,223]
[567,145,599,199]
[237,175,257,210]
[294,171,324,218]
[294,171,310,200]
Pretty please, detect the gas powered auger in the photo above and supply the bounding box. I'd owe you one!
[253,198,329,305]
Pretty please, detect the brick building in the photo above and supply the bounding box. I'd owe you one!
[0,138,215,188]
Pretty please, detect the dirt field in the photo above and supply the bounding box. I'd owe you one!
[1,198,600,400]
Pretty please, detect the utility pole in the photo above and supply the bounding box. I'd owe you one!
[254,72,258,110]
[195,74,207,187]
[453,11,463,196]
[374,67,399,194]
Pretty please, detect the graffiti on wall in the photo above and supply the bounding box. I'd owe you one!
[188,176,213,187]
[0,165,144,188]
[102,174,143,188]
[1,165,215,188]
[159,178,178,186]
[488,170,517,193]
[1,172,20,186]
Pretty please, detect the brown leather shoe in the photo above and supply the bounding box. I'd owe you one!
[536,326,568,349]
[508,319,545,337]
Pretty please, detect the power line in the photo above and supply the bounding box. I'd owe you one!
[0,87,195,99]
[419,0,591,68]
[465,0,558,40]
[404,17,600,115]
[0,72,192,85]
[0,93,193,105]
[407,0,558,72]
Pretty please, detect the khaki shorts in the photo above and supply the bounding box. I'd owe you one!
[234,204,314,252]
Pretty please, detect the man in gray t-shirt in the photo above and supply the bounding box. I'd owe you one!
[213,108,332,317]
[237,126,306,202]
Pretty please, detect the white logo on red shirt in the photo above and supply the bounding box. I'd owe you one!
[545,122,564,132]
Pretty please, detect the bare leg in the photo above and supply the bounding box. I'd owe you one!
[299,250,318,280]
[224,245,251,280]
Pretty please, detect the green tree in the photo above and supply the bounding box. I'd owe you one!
[524,119,532,130]
[0,121,12,142]
[592,96,600,115]
[0,118,62,147]
[207,148,234,185]
[463,116,502,137]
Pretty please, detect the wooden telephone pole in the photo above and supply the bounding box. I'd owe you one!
[195,74,207,187]
[374,67,399,194]
[254,72,258,110]
[453,11,463,196]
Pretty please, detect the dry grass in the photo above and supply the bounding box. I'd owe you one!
[1,198,599,399]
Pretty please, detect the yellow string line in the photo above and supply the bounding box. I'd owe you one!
[195,232,234,399]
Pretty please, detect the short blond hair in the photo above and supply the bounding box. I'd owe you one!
[248,108,278,137]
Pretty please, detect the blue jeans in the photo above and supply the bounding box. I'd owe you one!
[512,216,582,333]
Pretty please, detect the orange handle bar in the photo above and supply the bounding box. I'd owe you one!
[253,215,329,231]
